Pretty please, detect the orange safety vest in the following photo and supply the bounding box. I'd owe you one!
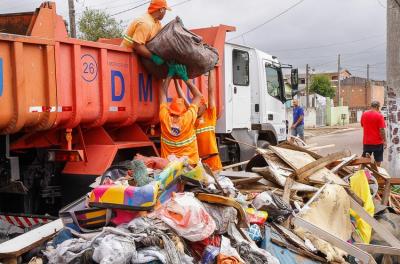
[159,103,199,165]
[195,107,222,171]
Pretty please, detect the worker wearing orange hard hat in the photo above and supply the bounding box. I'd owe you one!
[121,0,171,66]
[174,69,223,172]
[159,64,203,165]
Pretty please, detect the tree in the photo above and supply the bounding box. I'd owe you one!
[78,8,123,41]
[310,74,336,98]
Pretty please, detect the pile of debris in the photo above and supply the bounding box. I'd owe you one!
[1,141,400,264]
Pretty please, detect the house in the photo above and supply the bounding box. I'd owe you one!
[285,69,352,99]
[337,77,385,122]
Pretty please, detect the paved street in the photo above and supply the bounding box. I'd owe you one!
[306,127,389,170]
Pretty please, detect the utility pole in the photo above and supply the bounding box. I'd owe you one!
[366,64,370,107]
[306,64,309,108]
[337,54,341,106]
[387,0,400,177]
[68,0,77,38]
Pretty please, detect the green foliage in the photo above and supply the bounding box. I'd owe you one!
[310,74,336,98]
[78,8,123,41]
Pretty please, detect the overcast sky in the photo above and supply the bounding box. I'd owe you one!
[0,0,387,80]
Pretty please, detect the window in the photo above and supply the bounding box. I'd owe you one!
[265,64,280,98]
[232,50,249,86]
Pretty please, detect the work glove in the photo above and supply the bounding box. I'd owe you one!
[175,64,189,82]
[167,63,177,77]
[151,54,165,66]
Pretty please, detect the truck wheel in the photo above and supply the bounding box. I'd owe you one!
[257,140,270,149]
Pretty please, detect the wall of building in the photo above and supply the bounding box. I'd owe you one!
[327,106,350,126]
[336,77,385,109]
[287,107,317,128]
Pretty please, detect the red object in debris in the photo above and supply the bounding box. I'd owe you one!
[135,153,169,170]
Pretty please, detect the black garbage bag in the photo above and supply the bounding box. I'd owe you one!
[141,16,219,79]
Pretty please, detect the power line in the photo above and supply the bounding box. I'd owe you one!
[270,34,384,52]
[376,0,386,8]
[228,0,307,41]
[110,0,193,17]
[110,1,150,16]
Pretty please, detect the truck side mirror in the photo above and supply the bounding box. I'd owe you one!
[291,68,299,95]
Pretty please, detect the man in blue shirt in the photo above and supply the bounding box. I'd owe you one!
[291,99,305,141]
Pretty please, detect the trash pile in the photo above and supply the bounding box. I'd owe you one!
[15,143,400,263]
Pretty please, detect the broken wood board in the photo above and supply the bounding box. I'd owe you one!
[222,160,250,170]
[252,166,318,192]
[278,141,322,159]
[330,154,357,174]
[295,150,351,182]
[272,223,314,253]
[269,146,348,185]
[354,244,400,256]
[232,176,263,186]
[219,170,260,179]
[293,217,377,264]
[0,219,63,259]
[329,156,372,168]
[349,197,400,248]
[262,225,324,264]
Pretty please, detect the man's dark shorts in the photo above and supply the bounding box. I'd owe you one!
[362,144,384,162]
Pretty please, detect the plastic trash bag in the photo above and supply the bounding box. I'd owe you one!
[252,191,292,223]
[141,17,219,79]
[156,192,216,242]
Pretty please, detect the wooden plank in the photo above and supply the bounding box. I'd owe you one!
[219,170,258,179]
[232,176,263,186]
[277,141,322,159]
[330,154,357,174]
[382,179,392,206]
[354,244,400,256]
[203,163,226,196]
[269,146,347,185]
[263,225,323,264]
[295,150,350,182]
[292,217,377,264]
[349,197,400,248]
[222,160,250,170]
[329,157,372,167]
[270,237,326,262]
[0,219,63,258]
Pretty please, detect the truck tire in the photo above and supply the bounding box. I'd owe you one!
[257,140,270,150]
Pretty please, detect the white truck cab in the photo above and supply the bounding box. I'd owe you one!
[217,43,293,163]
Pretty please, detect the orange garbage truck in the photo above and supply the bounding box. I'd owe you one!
[0,2,296,215]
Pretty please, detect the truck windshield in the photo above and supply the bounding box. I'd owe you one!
[265,65,281,99]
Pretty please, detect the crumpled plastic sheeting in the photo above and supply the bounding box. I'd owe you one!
[92,232,136,264]
[234,241,279,264]
[131,246,167,263]
[294,184,352,263]
[157,192,216,242]
[202,203,237,234]
[44,238,93,264]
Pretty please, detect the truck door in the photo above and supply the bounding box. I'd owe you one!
[229,48,251,128]
[264,62,287,141]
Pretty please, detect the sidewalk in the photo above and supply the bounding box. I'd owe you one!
[304,123,361,139]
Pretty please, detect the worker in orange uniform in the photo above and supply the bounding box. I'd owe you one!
[174,69,223,172]
[159,65,203,166]
[121,0,171,66]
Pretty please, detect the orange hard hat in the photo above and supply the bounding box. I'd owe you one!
[148,0,171,13]
[169,97,186,116]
